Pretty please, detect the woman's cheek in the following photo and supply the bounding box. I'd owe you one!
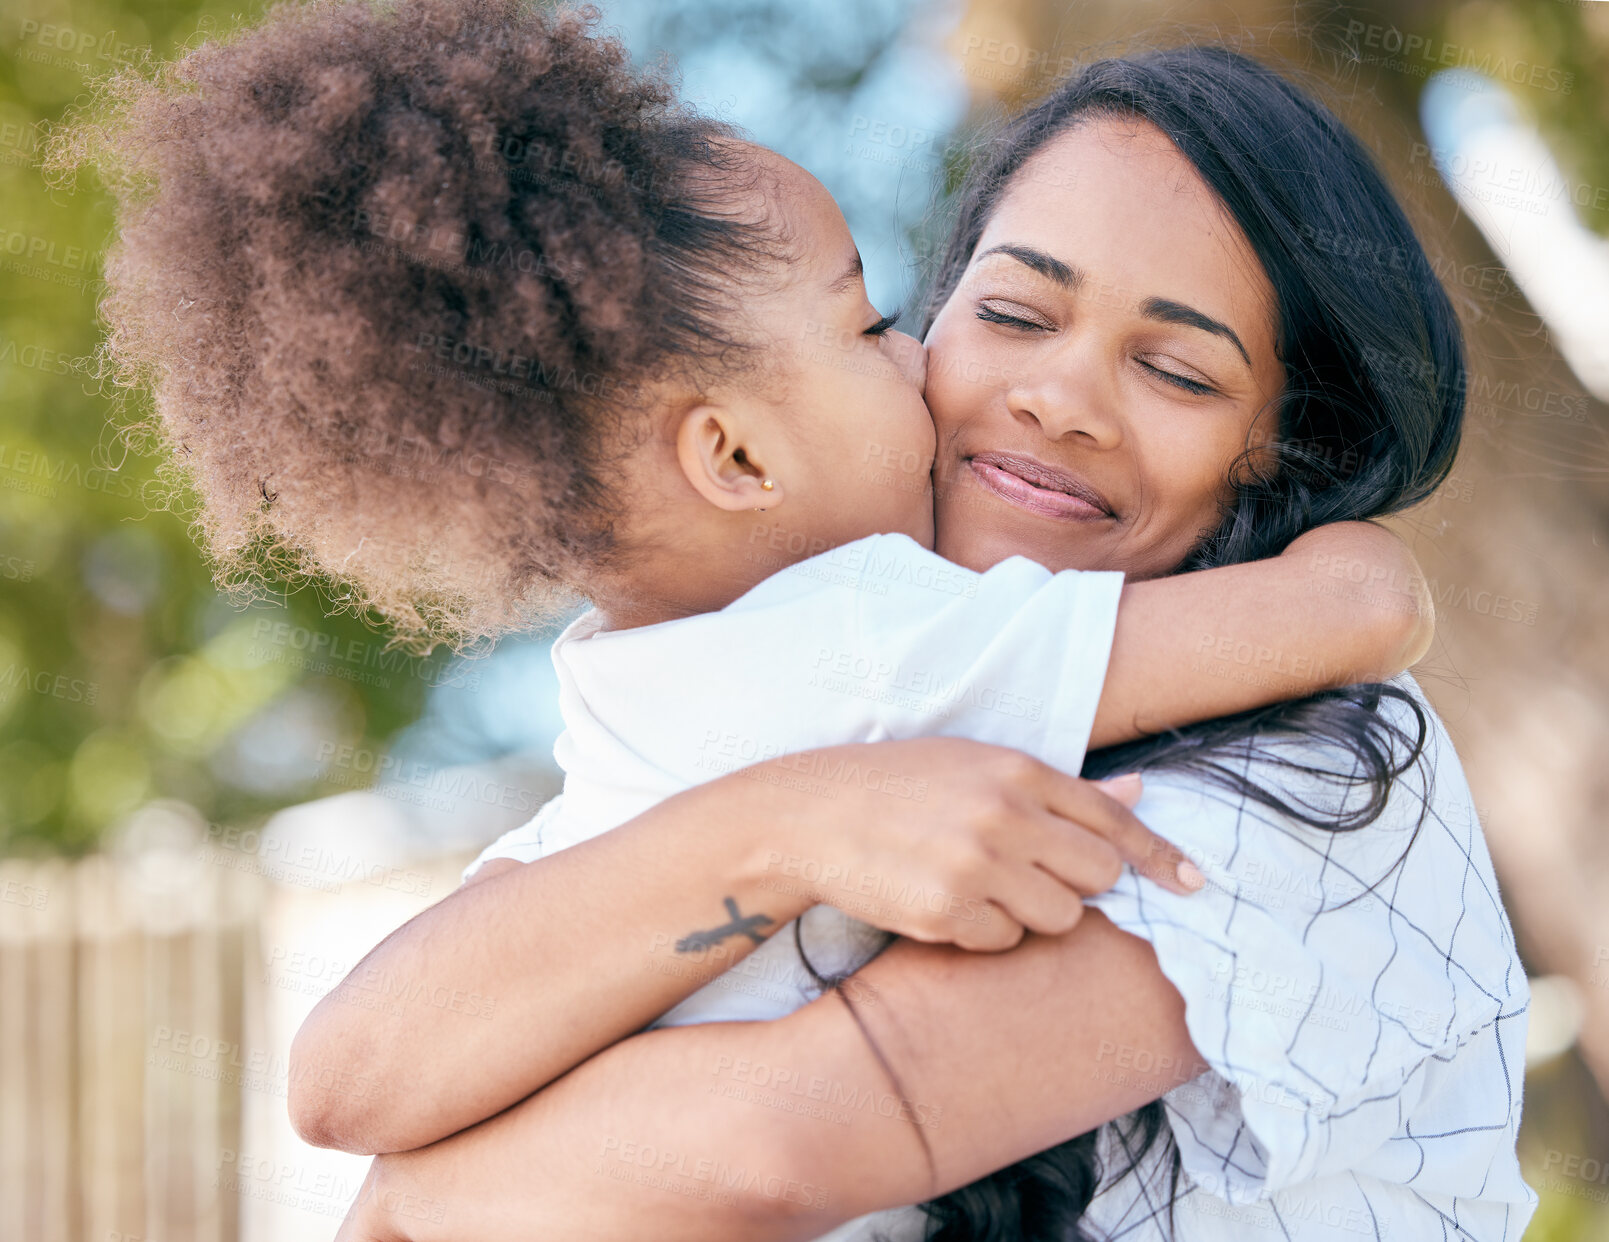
[922,372,969,445]
[925,324,993,420]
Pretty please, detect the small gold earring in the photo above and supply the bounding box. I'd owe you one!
[760,479,774,491]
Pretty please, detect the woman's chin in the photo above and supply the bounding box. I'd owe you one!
[934,517,1104,575]
[932,475,1113,573]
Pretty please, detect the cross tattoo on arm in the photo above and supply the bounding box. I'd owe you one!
[675,897,776,952]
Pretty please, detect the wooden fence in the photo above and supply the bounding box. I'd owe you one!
[0,851,265,1242]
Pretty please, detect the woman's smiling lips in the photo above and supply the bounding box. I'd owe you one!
[966,451,1113,521]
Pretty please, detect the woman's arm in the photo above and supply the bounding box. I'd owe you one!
[1092,519,1432,745]
[336,911,1203,1242]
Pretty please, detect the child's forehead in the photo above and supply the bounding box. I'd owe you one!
[740,143,856,269]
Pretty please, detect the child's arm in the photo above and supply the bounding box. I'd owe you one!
[288,739,1182,1157]
[1090,520,1432,748]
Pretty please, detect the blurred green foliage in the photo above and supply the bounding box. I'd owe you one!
[1429,0,1609,239]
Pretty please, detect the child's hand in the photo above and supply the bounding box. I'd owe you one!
[726,737,1203,952]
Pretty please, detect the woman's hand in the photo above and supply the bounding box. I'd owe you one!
[748,737,1202,952]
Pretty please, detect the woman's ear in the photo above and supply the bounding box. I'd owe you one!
[674,404,785,512]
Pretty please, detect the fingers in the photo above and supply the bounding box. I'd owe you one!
[1020,815,1125,895]
[1035,767,1205,896]
[902,899,1027,952]
[1095,772,1143,807]
[982,855,1092,938]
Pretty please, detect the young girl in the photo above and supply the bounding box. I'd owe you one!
[70,0,1432,1161]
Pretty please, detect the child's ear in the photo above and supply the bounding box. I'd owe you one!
[674,404,785,512]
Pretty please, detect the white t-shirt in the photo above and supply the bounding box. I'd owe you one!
[466,531,1126,1030]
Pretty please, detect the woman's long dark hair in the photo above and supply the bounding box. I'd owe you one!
[798,45,1463,1241]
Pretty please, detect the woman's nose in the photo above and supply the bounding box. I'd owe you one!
[1005,348,1122,447]
[885,329,927,392]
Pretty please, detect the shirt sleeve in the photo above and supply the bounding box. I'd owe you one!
[1084,762,1518,1205]
[843,534,1125,774]
[460,794,567,884]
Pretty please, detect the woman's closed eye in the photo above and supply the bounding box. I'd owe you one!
[974,300,1052,331]
[1138,358,1218,396]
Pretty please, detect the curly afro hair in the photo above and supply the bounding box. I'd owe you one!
[56,0,783,649]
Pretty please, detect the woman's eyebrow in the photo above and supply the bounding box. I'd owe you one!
[1138,296,1251,367]
[976,244,1082,290]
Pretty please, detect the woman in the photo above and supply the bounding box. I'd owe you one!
[328,48,1533,1241]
